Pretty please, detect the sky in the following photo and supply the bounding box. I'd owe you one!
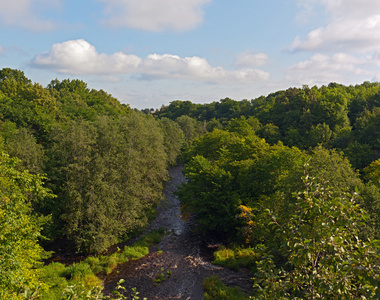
[1,0,380,109]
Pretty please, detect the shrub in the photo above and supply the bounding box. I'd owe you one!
[120,246,149,262]
[38,262,68,300]
[212,246,256,271]
[203,276,248,300]
[65,261,94,281]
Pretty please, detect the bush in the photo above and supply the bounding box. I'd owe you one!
[38,262,68,300]
[65,261,94,281]
[120,246,149,262]
[203,276,248,300]
[212,246,256,271]
[38,228,165,299]
[84,256,102,274]
[84,254,119,276]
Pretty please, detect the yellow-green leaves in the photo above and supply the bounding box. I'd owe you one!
[0,151,53,299]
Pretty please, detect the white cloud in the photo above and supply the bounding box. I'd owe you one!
[293,0,380,52]
[0,0,61,31]
[140,54,270,82]
[235,51,269,67]
[140,54,228,80]
[31,39,270,83]
[292,15,380,52]
[99,0,212,31]
[286,52,371,85]
[32,39,142,74]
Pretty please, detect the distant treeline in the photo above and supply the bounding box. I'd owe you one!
[155,82,380,171]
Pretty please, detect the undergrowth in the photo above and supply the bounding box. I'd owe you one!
[212,246,256,271]
[203,276,249,300]
[38,228,165,299]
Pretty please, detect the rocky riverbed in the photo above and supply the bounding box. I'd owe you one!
[103,165,253,299]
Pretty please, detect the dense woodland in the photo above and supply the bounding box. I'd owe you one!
[1,67,380,298]
[0,68,184,299]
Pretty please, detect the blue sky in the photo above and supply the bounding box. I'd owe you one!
[1,0,380,109]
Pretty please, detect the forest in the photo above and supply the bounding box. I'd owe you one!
[1,67,380,299]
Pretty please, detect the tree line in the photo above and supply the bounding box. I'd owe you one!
[157,82,380,173]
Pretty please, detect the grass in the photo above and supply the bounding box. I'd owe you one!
[203,276,249,300]
[134,227,165,248]
[212,246,256,271]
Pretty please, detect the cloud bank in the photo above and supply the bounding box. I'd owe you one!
[98,0,212,31]
[31,39,270,83]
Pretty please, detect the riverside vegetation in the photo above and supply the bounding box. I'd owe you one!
[1,68,380,298]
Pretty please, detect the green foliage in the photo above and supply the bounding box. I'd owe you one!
[226,116,258,136]
[308,146,362,192]
[212,246,256,271]
[63,262,103,292]
[0,87,56,139]
[0,151,54,299]
[45,112,168,253]
[0,121,45,174]
[0,68,31,97]
[158,117,185,165]
[178,154,242,237]
[306,122,333,147]
[48,78,130,121]
[38,228,164,299]
[344,141,375,171]
[0,69,172,255]
[248,171,380,299]
[156,82,380,170]
[134,227,165,247]
[38,263,69,300]
[119,246,149,262]
[175,115,206,143]
[203,276,249,300]
[4,68,380,298]
[364,158,380,186]
[104,279,147,300]
[206,118,223,132]
[178,129,306,239]
[153,267,172,285]
[183,128,268,163]
[257,123,281,144]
